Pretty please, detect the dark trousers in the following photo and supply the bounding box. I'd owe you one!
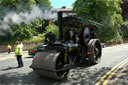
[16,55,24,67]
[8,49,11,54]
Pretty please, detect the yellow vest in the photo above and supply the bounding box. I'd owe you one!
[15,45,22,55]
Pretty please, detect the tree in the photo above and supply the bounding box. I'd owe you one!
[45,23,59,39]
[0,0,51,44]
[121,0,128,39]
[35,0,51,7]
[73,0,123,42]
[0,0,51,10]
[0,0,21,8]
[121,0,128,20]
[22,0,36,9]
[12,23,38,41]
[121,21,128,38]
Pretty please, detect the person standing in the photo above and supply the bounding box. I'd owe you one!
[15,41,24,68]
[7,44,11,54]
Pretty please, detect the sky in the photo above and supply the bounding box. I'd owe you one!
[50,0,76,8]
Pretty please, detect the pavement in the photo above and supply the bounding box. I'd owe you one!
[0,44,128,85]
[0,51,28,61]
[102,42,128,48]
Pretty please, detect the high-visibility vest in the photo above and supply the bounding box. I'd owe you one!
[15,45,22,55]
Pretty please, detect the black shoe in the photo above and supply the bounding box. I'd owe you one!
[21,64,24,67]
[16,66,21,68]
[21,66,24,67]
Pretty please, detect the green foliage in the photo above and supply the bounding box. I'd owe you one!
[0,0,51,45]
[121,21,128,38]
[73,0,123,42]
[35,0,51,7]
[124,37,128,41]
[0,19,42,45]
[24,0,36,9]
[0,0,51,22]
[12,23,37,41]
[1,0,21,8]
[45,23,59,39]
[121,0,128,20]
[4,20,40,44]
[0,30,12,45]
[30,18,42,35]
[24,33,45,43]
[0,0,51,11]
[31,19,42,28]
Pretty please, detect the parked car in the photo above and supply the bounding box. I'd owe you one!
[28,44,47,56]
[28,47,38,56]
[101,43,106,48]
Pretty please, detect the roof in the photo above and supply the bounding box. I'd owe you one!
[51,8,73,13]
[55,16,103,28]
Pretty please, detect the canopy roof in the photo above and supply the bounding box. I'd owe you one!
[55,16,103,28]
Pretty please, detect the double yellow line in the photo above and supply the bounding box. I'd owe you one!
[96,58,128,85]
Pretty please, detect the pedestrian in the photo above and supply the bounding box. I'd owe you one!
[7,44,11,54]
[15,41,24,68]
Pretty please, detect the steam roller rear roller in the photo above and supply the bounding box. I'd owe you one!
[30,51,70,80]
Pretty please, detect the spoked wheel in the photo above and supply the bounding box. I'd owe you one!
[88,39,102,64]
[56,51,70,80]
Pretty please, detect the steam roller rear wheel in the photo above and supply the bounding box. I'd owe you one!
[56,52,69,80]
[88,39,102,64]
[30,51,69,80]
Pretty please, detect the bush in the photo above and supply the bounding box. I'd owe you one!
[12,23,37,41]
[23,33,45,43]
[0,21,39,44]
[45,23,59,39]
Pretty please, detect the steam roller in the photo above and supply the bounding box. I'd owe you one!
[30,49,70,80]
[30,8,103,80]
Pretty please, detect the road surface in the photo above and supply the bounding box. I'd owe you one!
[0,44,128,85]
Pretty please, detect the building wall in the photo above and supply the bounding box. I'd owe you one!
[0,41,43,53]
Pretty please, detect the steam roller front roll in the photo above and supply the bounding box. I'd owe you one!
[30,51,70,80]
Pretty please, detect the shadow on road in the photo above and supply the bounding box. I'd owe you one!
[55,67,111,85]
[107,65,128,85]
[0,71,58,85]
[0,62,112,85]
[24,56,34,58]
[0,66,18,71]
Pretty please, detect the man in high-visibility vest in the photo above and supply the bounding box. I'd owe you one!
[15,41,24,68]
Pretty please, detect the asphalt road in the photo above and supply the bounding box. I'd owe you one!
[0,44,128,85]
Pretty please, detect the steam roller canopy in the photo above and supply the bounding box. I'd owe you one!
[30,51,69,80]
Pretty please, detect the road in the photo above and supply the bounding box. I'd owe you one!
[0,44,128,85]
